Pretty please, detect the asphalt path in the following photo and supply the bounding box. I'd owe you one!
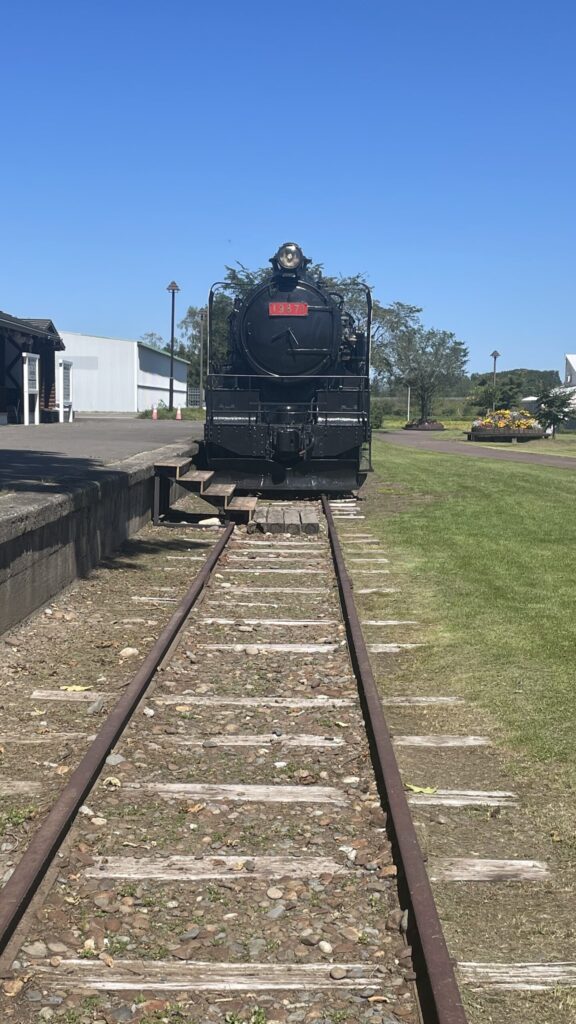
[376,429,576,471]
[0,419,204,489]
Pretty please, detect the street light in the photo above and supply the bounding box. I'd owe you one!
[166,281,180,411]
[490,350,500,411]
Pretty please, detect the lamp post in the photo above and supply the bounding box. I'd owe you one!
[490,350,500,411]
[166,281,180,411]
[199,309,206,408]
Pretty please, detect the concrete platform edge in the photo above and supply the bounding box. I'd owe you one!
[0,442,193,636]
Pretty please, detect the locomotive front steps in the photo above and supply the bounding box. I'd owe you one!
[178,469,214,494]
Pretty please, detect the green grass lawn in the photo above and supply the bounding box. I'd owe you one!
[366,438,576,782]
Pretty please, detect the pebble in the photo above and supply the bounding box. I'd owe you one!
[38,1010,54,1021]
[21,941,48,958]
[267,906,285,920]
[179,927,200,941]
[340,926,360,943]
[105,753,126,766]
[318,940,333,954]
[267,887,284,900]
[300,932,320,946]
[119,647,139,659]
[329,966,348,980]
[91,817,107,827]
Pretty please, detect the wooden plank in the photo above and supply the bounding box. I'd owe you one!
[86,854,348,881]
[0,781,42,795]
[198,643,339,654]
[203,484,236,508]
[0,732,86,745]
[217,586,328,593]
[355,589,394,596]
[383,696,463,705]
[155,695,354,708]
[33,959,387,992]
[199,618,339,626]
[362,619,417,626]
[393,735,491,747]
[457,961,576,990]
[222,568,329,575]
[32,689,103,702]
[123,781,347,805]
[154,456,193,479]
[368,643,422,653]
[179,469,214,493]
[349,557,389,563]
[167,733,345,749]
[408,789,517,807]
[428,858,549,882]
[228,497,259,511]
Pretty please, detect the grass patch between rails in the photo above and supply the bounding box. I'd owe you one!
[365,438,576,782]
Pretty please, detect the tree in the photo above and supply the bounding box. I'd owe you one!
[469,372,524,414]
[373,302,468,422]
[534,388,575,437]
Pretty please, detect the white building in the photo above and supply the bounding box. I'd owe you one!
[59,332,189,413]
[565,354,576,387]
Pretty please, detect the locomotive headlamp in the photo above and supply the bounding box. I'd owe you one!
[276,242,304,271]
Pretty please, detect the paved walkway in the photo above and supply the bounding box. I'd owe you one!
[0,419,203,491]
[376,429,576,471]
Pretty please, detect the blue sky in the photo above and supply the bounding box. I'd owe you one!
[2,0,574,374]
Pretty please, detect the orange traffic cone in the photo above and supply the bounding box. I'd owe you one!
[152,404,158,421]
[176,406,182,421]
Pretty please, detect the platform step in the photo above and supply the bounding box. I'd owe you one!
[154,456,193,479]
[227,497,259,524]
[202,483,236,508]
[178,469,214,493]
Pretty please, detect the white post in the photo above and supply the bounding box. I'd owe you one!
[58,359,64,423]
[22,353,40,425]
[58,359,73,422]
[407,385,411,422]
[23,354,30,426]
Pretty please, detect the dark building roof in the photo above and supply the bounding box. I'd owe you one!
[0,311,65,350]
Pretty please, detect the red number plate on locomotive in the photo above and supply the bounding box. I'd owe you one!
[268,302,309,316]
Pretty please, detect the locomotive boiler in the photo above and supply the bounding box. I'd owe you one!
[201,242,372,493]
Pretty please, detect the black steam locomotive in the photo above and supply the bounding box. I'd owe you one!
[201,242,372,494]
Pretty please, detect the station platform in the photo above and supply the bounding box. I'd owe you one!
[0,420,203,635]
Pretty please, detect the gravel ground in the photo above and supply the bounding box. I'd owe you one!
[0,510,418,1024]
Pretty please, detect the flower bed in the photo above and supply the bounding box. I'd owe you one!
[403,419,445,431]
[469,409,545,442]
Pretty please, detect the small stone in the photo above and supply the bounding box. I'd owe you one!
[105,753,125,766]
[46,942,69,954]
[21,941,48,958]
[340,926,360,943]
[330,966,347,980]
[179,927,200,941]
[119,647,139,659]
[267,906,285,920]
[318,940,333,954]
[300,933,320,946]
[386,909,404,931]
[245,645,259,655]
[359,988,377,999]
[91,817,107,827]
[38,1010,54,1021]
[267,887,284,900]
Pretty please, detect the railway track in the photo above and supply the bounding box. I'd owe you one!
[0,500,466,1024]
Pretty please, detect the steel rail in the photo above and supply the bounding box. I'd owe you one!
[0,523,234,959]
[322,497,467,1024]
